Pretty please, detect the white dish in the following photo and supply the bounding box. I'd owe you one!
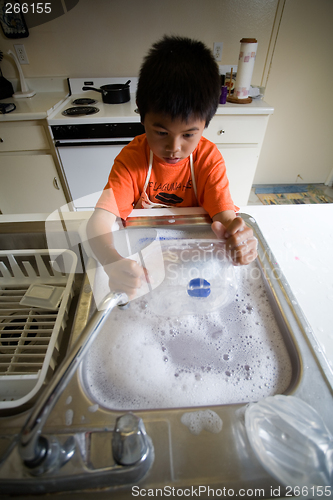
[20,283,65,310]
[146,239,237,316]
[245,395,333,487]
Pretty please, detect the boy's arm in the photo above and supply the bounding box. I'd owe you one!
[86,208,144,297]
[212,211,257,265]
[86,208,120,264]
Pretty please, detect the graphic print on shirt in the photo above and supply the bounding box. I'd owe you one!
[149,178,192,205]
[155,192,183,204]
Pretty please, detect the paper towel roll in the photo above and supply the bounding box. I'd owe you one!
[234,38,258,101]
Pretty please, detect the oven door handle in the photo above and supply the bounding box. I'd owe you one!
[55,140,131,147]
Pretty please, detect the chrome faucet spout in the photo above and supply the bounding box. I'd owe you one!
[19,291,128,474]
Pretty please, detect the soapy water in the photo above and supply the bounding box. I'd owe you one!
[91,238,237,315]
[148,240,237,316]
[82,259,293,410]
[181,410,223,435]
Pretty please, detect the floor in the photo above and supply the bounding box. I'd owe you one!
[247,183,333,205]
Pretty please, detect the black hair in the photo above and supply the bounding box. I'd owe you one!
[136,35,221,127]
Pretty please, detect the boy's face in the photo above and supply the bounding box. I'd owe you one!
[143,112,206,165]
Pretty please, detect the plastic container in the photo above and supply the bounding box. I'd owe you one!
[20,284,65,310]
[0,249,77,409]
[245,395,333,487]
[219,86,228,105]
[147,239,237,316]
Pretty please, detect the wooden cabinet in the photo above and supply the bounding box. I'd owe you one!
[0,121,67,214]
[203,113,271,206]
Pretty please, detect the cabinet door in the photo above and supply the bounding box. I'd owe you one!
[218,146,259,207]
[0,122,49,151]
[204,114,270,207]
[203,115,267,144]
[0,155,67,214]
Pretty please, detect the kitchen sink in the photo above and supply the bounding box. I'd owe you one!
[0,214,332,498]
[80,231,299,411]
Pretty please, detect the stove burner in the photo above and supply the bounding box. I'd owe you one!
[62,106,100,116]
[72,98,97,105]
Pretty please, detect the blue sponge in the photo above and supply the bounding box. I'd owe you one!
[187,278,211,298]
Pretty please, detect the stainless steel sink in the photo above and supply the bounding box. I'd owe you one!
[80,229,299,411]
[0,214,333,498]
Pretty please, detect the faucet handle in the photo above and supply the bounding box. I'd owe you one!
[112,413,149,466]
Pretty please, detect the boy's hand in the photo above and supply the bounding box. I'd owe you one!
[87,210,147,298]
[102,256,145,299]
[211,217,257,265]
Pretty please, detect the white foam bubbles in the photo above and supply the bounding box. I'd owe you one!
[88,404,99,413]
[81,260,293,410]
[181,410,223,435]
[65,409,74,426]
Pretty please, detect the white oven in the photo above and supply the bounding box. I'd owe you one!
[52,126,144,210]
[48,78,143,210]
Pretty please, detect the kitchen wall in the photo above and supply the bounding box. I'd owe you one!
[254,0,333,185]
[1,0,332,187]
[0,0,277,85]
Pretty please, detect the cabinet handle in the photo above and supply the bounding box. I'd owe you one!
[0,138,3,143]
[53,177,60,190]
[218,130,225,135]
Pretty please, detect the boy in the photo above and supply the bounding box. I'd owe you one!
[87,36,257,298]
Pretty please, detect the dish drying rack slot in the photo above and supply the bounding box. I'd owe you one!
[0,250,77,409]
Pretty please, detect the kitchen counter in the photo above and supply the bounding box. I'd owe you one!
[215,97,273,115]
[0,77,69,121]
[243,203,333,377]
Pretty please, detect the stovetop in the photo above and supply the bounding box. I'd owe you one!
[47,77,140,125]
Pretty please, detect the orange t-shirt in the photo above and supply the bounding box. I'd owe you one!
[96,134,238,219]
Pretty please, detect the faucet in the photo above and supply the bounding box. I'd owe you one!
[17,291,154,479]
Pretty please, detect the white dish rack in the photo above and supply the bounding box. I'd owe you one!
[0,249,77,410]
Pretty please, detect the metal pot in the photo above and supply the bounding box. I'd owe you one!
[82,80,131,104]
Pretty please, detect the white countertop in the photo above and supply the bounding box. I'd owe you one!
[215,98,273,115]
[241,204,333,375]
[0,77,69,121]
[1,203,332,373]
